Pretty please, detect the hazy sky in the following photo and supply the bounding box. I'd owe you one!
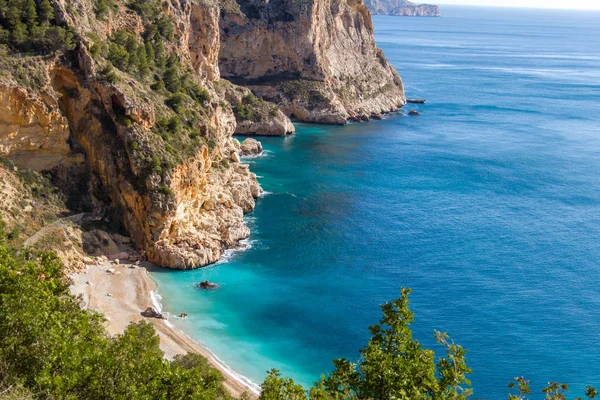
[433,0,600,10]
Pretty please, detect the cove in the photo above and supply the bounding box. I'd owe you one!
[150,6,600,398]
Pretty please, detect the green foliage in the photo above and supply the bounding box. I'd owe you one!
[98,63,119,84]
[0,243,234,399]
[165,92,186,113]
[163,65,181,92]
[278,80,329,108]
[94,0,114,19]
[233,103,260,122]
[150,154,162,172]
[259,290,598,400]
[308,288,470,399]
[188,82,210,104]
[259,369,307,400]
[508,378,598,400]
[232,92,279,123]
[0,0,74,53]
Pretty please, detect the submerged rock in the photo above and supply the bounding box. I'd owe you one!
[409,109,420,116]
[198,280,218,290]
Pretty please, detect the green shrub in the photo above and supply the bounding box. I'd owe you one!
[0,244,233,399]
[188,83,210,104]
[98,64,120,84]
[150,155,162,172]
[165,92,186,113]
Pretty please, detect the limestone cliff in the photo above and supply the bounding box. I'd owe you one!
[365,0,440,17]
[0,0,407,269]
[0,0,268,269]
[218,0,406,124]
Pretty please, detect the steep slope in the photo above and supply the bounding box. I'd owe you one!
[0,0,268,269]
[218,0,406,124]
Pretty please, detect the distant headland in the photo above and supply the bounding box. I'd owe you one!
[366,0,441,17]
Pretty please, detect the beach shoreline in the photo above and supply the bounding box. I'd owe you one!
[69,260,260,398]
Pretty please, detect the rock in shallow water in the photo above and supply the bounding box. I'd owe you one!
[240,138,263,156]
[198,280,219,290]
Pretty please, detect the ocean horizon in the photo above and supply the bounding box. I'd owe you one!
[150,5,600,398]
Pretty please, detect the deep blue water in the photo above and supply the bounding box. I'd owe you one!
[150,6,600,398]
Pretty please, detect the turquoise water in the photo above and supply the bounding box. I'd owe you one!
[150,6,600,398]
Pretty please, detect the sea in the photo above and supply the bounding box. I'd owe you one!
[149,6,600,398]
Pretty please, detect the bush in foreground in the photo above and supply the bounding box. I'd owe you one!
[0,228,232,400]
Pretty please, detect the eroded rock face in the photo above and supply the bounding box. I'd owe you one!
[217,79,295,136]
[1,0,265,270]
[218,0,406,123]
[366,0,440,17]
[0,83,73,170]
[48,56,261,269]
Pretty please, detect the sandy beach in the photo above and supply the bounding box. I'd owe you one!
[69,260,259,398]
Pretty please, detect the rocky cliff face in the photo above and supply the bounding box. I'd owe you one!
[218,0,406,124]
[0,0,269,269]
[365,0,440,17]
[0,81,75,170]
[0,0,406,269]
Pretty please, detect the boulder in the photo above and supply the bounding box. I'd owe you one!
[108,252,130,261]
[408,109,420,116]
[240,138,263,156]
[198,280,218,289]
[141,306,165,319]
[112,233,131,245]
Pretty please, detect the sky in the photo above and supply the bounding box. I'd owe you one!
[432,0,600,10]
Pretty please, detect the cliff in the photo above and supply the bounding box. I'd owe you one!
[0,0,405,269]
[218,0,406,124]
[0,0,268,269]
[366,0,440,17]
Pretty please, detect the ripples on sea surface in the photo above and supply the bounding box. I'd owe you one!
[150,6,600,398]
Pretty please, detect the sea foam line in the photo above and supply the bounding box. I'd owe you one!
[149,288,261,395]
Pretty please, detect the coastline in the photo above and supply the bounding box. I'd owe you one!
[69,260,260,398]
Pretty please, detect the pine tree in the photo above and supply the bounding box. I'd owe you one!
[153,41,165,71]
[137,43,149,77]
[11,20,27,47]
[144,41,154,64]
[163,65,180,92]
[124,34,138,71]
[38,0,54,22]
[23,0,38,32]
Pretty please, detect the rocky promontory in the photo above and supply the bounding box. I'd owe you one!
[218,0,406,124]
[366,0,440,17]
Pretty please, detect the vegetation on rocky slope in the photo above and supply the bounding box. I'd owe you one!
[0,0,75,53]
